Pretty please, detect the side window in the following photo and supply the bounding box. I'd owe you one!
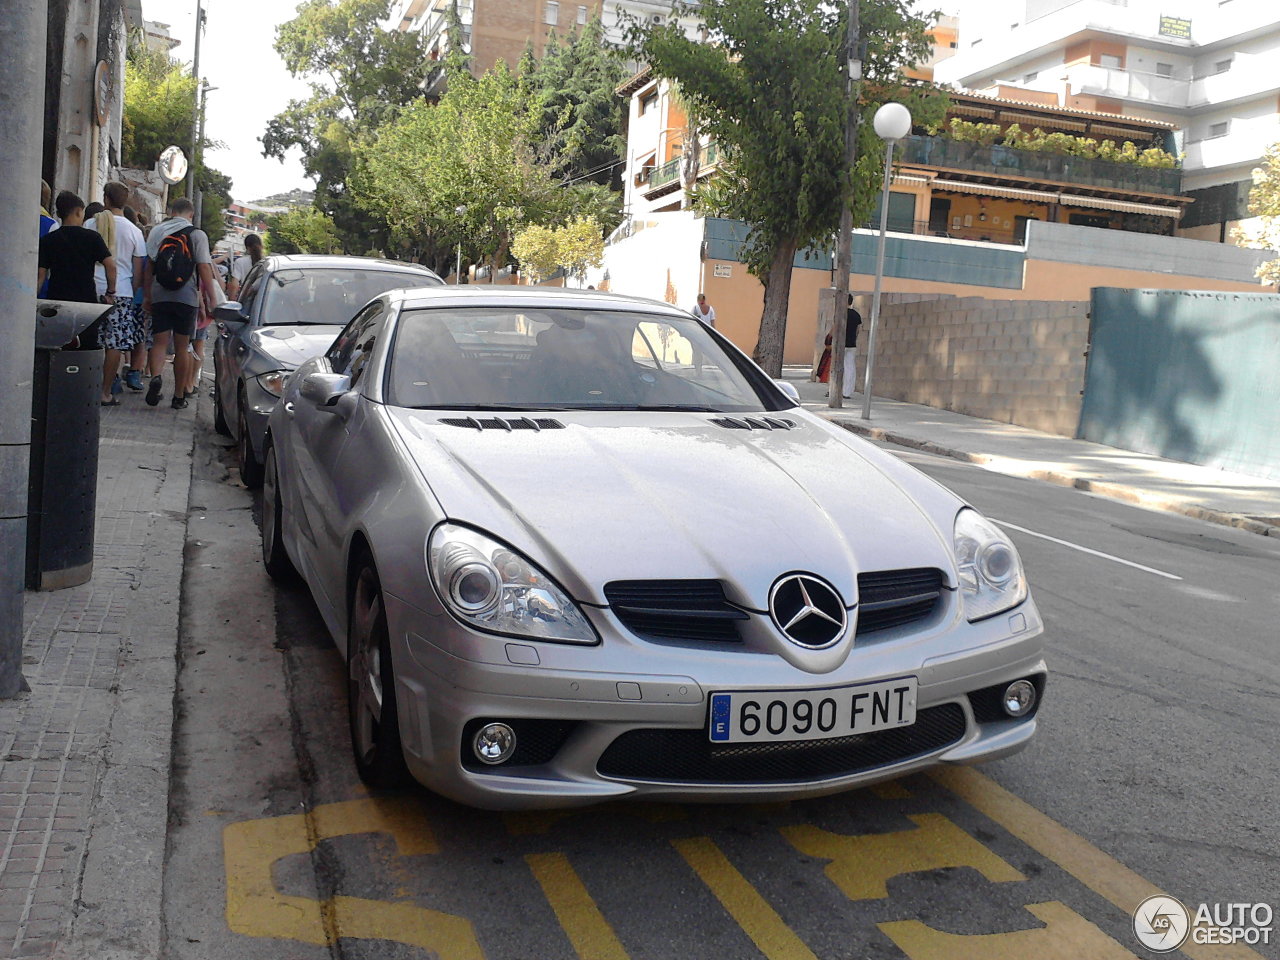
[239,263,268,318]
[327,300,385,384]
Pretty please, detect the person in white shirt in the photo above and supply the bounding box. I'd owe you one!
[691,293,715,327]
[227,233,264,298]
[88,181,147,402]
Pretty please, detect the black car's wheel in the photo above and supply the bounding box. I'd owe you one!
[236,385,264,489]
[261,441,297,582]
[212,368,231,436]
[347,559,409,787]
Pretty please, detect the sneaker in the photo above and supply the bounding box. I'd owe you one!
[184,388,198,399]
[145,375,163,406]
[171,396,188,410]
[125,370,144,391]
[111,375,123,396]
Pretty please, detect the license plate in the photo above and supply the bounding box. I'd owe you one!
[708,677,917,743]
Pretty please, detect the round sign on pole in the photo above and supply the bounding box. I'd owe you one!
[157,146,189,185]
[94,60,112,127]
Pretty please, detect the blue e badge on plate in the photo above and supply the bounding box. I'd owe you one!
[710,693,731,741]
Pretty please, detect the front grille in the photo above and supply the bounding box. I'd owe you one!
[459,718,576,771]
[857,568,945,636]
[596,703,965,783]
[605,580,748,643]
[438,416,565,431]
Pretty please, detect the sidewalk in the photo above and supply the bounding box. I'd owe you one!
[0,375,195,960]
[784,367,1280,538]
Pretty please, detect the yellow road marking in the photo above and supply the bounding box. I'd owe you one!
[783,812,1024,901]
[932,767,1267,960]
[224,797,482,958]
[526,852,630,960]
[880,900,1138,959]
[872,782,913,800]
[673,836,819,960]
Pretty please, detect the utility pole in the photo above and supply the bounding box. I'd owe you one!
[828,0,861,410]
[184,0,205,206]
[194,81,211,226]
[0,0,48,696]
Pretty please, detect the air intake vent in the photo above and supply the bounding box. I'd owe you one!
[709,416,796,431]
[605,580,748,643]
[438,416,565,431]
[856,568,945,636]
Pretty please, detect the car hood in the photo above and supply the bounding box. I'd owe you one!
[385,409,962,610]
[249,326,341,370]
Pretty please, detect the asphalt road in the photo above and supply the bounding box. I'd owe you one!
[162,399,1280,960]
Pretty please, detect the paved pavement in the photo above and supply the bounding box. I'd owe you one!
[1,362,1278,959]
[784,367,1280,538]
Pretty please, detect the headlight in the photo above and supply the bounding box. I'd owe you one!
[427,524,597,644]
[952,508,1027,622]
[255,371,289,398]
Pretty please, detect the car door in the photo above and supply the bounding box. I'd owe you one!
[287,298,388,623]
[216,260,268,429]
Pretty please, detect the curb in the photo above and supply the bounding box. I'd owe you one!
[825,417,1279,540]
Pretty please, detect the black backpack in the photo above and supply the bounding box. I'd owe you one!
[154,226,197,290]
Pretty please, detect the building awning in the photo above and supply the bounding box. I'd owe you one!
[931,179,1061,203]
[891,173,932,186]
[1000,112,1087,133]
[1058,195,1183,217]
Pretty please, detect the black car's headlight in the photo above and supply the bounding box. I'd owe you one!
[953,508,1027,622]
[255,371,289,398]
[427,523,598,644]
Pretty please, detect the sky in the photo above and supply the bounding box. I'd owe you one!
[146,0,321,205]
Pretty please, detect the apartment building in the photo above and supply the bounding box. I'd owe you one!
[933,0,1280,243]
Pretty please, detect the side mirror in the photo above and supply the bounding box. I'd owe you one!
[300,372,351,412]
[214,301,248,325]
[773,380,801,403]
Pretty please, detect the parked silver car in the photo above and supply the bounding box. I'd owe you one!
[212,254,442,486]
[263,286,1046,809]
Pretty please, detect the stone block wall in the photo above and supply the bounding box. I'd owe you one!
[856,296,1090,437]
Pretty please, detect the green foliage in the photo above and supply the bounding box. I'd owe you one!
[512,216,606,284]
[951,120,1183,168]
[510,225,560,282]
[632,0,944,373]
[263,0,431,252]
[1241,142,1280,285]
[264,207,341,254]
[948,118,1002,146]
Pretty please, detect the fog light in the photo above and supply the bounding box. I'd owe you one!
[1002,680,1037,718]
[473,722,517,765]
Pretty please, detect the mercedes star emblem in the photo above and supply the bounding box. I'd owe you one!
[768,574,849,648]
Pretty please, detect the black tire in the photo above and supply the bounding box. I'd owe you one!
[261,441,297,582]
[213,368,231,436]
[236,385,264,489]
[347,560,409,787]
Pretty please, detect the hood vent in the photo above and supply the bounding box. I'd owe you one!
[709,416,796,431]
[438,416,565,431]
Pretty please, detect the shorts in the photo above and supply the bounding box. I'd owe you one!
[101,296,145,350]
[150,301,198,339]
[191,321,210,343]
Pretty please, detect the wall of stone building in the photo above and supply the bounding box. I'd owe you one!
[112,168,166,227]
[853,296,1090,437]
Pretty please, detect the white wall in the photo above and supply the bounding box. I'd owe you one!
[585,211,704,310]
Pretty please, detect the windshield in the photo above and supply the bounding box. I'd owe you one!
[387,307,776,412]
[261,268,440,326]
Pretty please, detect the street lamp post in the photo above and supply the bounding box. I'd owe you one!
[861,102,912,421]
[455,204,466,284]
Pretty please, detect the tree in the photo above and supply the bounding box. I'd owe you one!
[262,0,430,252]
[264,207,341,254]
[512,216,606,285]
[633,0,944,374]
[510,225,560,283]
[1240,142,1280,286]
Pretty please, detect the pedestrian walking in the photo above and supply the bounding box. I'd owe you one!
[39,180,58,297]
[226,233,263,299]
[142,197,217,410]
[37,191,116,355]
[691,293,716,328]
[840,295,862,400]
[88,182,148,403]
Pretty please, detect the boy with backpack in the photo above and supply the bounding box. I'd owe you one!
[142,197,218,409]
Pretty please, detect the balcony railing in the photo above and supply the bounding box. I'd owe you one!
[645,141,723,192]
[897,135,1183,197]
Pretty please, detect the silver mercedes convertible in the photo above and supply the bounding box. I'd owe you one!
[263,286,1046,809]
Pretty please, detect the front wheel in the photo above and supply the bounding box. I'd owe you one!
[236,385,264,488]
[348,560,409,787]
[261,442,296,582]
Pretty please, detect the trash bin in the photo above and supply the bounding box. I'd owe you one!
[26,300,112,591]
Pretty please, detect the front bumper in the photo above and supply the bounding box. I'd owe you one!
[382,591,1047,810]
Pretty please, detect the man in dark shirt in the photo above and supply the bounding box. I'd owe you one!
[841,295,862,399]
[37,191,117,350]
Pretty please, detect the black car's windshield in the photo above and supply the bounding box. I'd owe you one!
[387,307,772,412]
[261,268,440,326]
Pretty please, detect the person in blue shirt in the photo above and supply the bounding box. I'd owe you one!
[38,180,57,297]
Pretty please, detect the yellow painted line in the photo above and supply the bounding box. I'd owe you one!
[931,767,1266,960]
[526,852,630,960]
[673,836,819,960]
[872,782,913,801]
[880,900,1139,960]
